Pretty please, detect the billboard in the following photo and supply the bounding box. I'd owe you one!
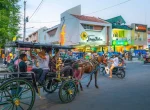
[135,24,147,32]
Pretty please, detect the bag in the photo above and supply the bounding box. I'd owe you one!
[105,66,109,74]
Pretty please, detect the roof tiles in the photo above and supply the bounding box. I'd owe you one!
[72,14,108,23]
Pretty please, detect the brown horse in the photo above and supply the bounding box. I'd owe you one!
[73,55,104,91]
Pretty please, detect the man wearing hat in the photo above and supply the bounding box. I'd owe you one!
[32,49,49,85]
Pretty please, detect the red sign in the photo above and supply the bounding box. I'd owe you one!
[135,24,147,32]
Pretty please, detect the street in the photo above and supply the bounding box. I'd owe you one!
[33,62,150,110]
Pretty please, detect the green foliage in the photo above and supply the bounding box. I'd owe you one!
[0,0,21,47]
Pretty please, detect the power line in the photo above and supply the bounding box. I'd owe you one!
[28,0,132,23]
[84,0,132,15]
[29,0,44,20]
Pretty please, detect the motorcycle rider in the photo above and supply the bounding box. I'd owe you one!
[109,54,119,78]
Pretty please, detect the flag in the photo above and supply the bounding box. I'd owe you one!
[60,25,66,45]
[13,36,17,41]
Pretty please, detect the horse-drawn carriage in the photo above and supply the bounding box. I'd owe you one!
[0,41,77,110]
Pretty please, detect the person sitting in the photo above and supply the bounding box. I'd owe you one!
[109,55,119,78]
[49,49,62,73]
[49,50,73,78]
[32,49,49,85]
[19,54,27,72]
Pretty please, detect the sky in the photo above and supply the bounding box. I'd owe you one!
[18,0,150,37]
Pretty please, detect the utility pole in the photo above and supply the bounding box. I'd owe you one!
[23,1,26,42]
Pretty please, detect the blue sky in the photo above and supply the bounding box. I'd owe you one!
[18,0,150,36]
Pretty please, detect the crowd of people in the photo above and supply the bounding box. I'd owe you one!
[1,49,83,85]
[1,49,127,82]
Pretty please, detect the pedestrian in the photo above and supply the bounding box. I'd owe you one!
[138,52,141,60]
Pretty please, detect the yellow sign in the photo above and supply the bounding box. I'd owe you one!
[80,32,88,40]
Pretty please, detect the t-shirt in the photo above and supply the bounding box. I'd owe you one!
[113,57,119,67]
[33,54,49,69]
[19,61,27,72]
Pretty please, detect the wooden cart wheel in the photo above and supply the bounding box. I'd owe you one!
[59,80,77,103]
[0,78,36,110]
[43,78,58,93]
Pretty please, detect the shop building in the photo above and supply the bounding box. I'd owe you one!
[106,16,148,52]
[131,24,148,50]
[43,5,112,52]
[26,27,48,43]
[106,16,132,52]
[147,28,150,49]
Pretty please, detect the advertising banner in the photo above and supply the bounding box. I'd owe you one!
[80,31,106,45]
[135,24,147,32]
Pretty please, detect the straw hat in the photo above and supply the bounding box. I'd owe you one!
[38,51,46,59]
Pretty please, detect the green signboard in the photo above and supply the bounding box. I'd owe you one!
[112,40,128,46]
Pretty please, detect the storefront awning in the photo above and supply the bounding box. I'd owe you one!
[112,25,132,30]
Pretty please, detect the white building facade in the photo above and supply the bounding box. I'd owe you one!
[27,5,112,52]
[45,5,112,52]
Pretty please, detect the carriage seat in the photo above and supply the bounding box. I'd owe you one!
[47,71,56,77]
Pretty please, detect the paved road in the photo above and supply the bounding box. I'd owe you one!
[32,62,150,110]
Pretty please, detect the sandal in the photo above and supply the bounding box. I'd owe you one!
[109,76,112,78]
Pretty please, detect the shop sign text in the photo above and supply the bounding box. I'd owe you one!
[87,35,103,42]
[135,24,147,32]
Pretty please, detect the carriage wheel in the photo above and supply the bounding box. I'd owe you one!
[43,78,58,93]
[116,70,125,79]
[59,80,77,103]
[0,78,35,110]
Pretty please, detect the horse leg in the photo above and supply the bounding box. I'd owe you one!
[76,84,79,93]
[79,82,83,91]
[95,71,99,88]
[87,75,92,88]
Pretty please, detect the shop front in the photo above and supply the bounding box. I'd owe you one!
[111,28,132,52]
[112,40,129,52]
[131,24,148,49]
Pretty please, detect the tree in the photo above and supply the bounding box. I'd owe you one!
[0,0,21,47]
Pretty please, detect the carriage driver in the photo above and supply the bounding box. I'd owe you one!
[109,55,119,78]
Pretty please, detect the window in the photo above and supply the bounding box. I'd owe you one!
[50,34,54,37]
[61,17,65,21]
[82,24,93,30]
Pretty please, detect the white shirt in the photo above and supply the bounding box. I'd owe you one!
[33,54,49,69]
[113,57,119,67]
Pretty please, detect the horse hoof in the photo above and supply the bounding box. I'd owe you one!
[81,88,83,91]
[95,85,99,88]
[86,85,89,88]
